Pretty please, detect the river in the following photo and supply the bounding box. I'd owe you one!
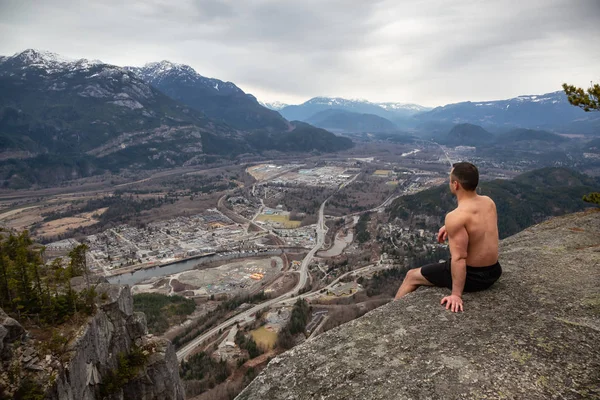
[107,249,283,286]
[318,216,358,258]
[318,230,354,257]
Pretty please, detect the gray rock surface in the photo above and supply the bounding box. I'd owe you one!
[49,283,184,400]
[0,307,24,359]
[122,337,183,400]
[0,308,25,343]
[0,325,7,355]
[237,210,600,400]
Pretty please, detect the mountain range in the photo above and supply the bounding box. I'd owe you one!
[0,50,352,187]
[416,92,600,134]
[278,97,430,125]
[267,91,600,134]
[2,48,598,187]
[438,124,568,148]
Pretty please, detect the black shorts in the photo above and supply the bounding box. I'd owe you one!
[420,259,502,292]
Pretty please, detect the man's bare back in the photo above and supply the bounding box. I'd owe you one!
[447,194,498,267]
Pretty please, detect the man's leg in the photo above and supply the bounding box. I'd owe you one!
[394,268,433,300]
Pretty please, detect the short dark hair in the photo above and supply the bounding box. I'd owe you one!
[451,162,479,191]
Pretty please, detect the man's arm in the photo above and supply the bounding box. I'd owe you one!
[437,225,448,243]
[441,212,469,312]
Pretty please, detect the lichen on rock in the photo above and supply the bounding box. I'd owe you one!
[237,210,600,400]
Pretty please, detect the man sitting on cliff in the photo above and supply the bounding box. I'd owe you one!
[394,162,502,312]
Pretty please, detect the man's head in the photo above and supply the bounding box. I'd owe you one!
[449,162,479,194]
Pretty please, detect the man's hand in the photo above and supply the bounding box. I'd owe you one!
[441,295,463,312]
[437,225,448,243]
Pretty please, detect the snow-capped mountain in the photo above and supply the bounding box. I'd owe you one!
[376,102,431,113]
[126,61,242,96]
[305,97,371,106]
[0,49,162,110]
[0,49,103,75]
[0,48,245,179]
[280,97,386,121]
[126,60,289,131]
[279,96,430,122]
[259,101,288,111]
[417,91,600,133]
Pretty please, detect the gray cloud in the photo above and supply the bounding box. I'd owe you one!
[0,0,599,105]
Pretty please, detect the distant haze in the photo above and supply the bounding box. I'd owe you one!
[0,0,598,106]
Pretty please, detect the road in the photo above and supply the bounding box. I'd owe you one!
[87,251,109,276]
[431,140,454,167]
[413,139,453,167]
[295,199,327,294]
[282,263,383,305]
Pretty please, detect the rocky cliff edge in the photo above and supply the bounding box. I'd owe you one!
[1,282,184,400]
[237,210,600,399]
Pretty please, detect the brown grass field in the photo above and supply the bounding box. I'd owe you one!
[256,214,301,228]
[250,326,278,350]
[36,208,108,237]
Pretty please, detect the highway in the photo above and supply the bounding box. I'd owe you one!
[413,139,453,167]
[280,263,385,305]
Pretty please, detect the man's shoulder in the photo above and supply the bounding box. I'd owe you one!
[477,193,494,202]
[445,209,467,225]
[478,194,497,208]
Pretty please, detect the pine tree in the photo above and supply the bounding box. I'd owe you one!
[68,244,88,278]
[0,231,92,324]
[563,82,600,112]
[582,192,600,206]
[563,81,600,203]
[0,253,12,310]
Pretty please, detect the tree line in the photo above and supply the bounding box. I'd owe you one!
[180,351,229,393]
[172,291,270,349]
[132,293,196,335]
[234,330,262,359]
[0,231,94,325]
[355,213,371,244]
[276,299,311,350]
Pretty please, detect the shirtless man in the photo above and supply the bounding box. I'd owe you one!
[394,162,501,312]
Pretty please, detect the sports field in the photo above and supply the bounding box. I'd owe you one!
[251,326,278,349]
[256,214,301,228]
[373,170,392,177]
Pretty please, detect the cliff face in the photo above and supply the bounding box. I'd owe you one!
[0,283,184,400]
[237,210,600,400]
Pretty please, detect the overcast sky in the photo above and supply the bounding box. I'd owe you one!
[0,0,599,106]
